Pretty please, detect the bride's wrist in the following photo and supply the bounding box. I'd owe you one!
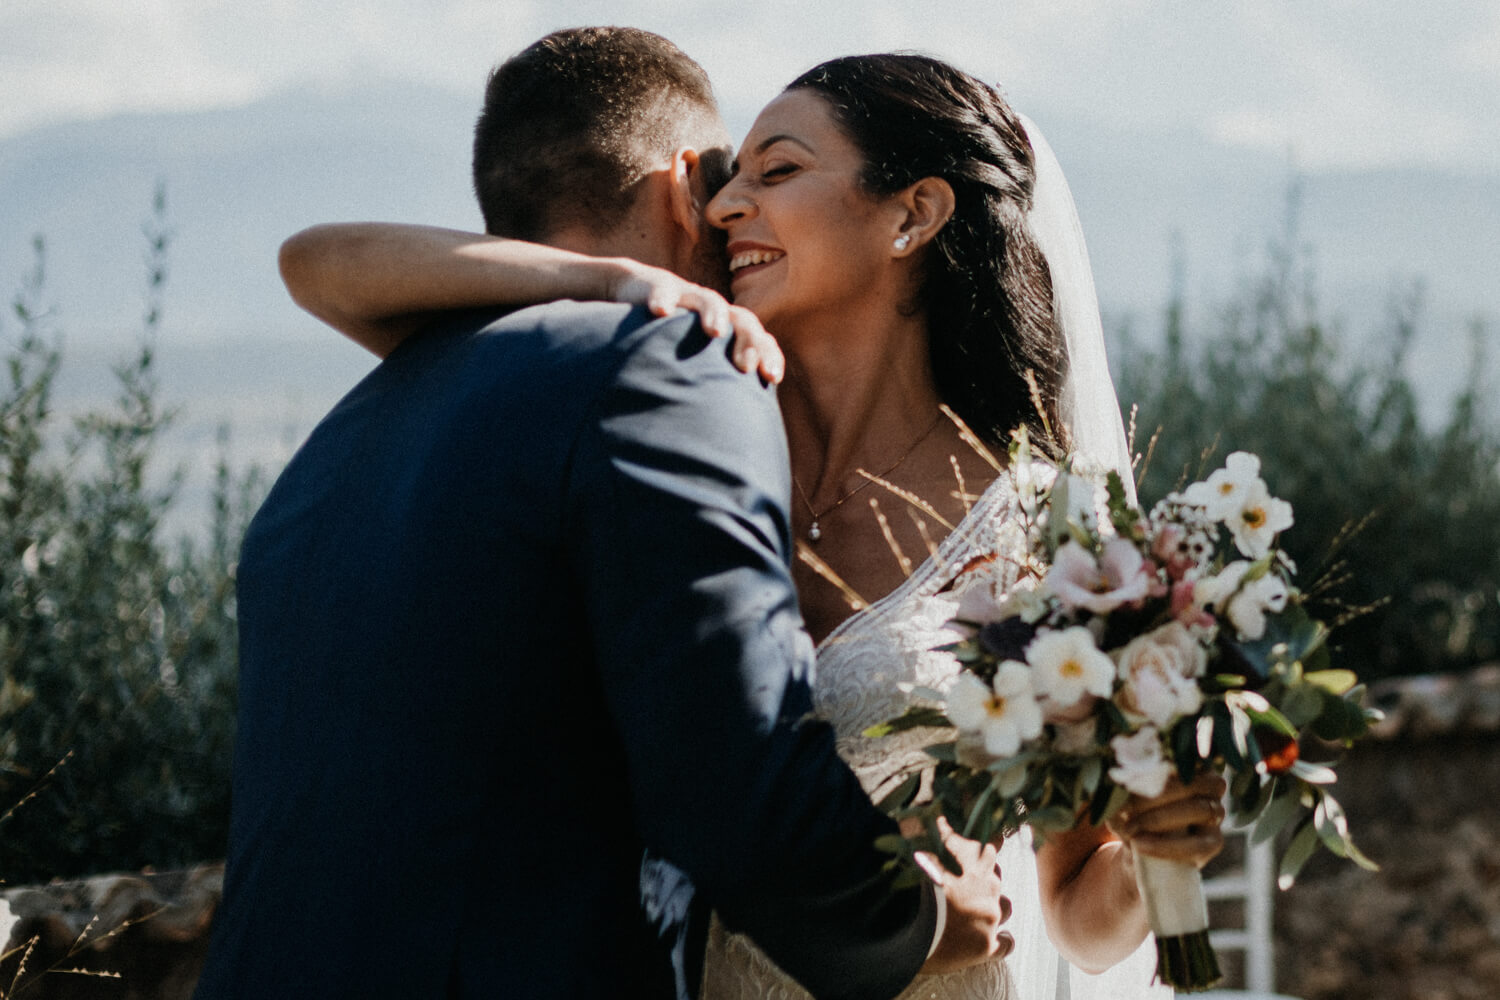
[597,256,647,302]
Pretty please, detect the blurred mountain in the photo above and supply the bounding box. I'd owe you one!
[1,82,1495,535]
[2,81,1494,342]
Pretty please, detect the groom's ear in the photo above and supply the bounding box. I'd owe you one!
[667,147,707,238]
[892,177,957,255]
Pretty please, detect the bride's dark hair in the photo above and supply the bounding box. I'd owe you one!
[787,54,1068,449]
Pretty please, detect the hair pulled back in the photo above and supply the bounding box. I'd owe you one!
[473,27,722,240]
[787,54,1067,449]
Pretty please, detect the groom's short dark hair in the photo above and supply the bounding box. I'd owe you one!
[473,27,724,240]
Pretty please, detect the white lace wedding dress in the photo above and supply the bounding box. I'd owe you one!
[699,475,1169,1000]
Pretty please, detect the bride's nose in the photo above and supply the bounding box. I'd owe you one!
[705,177,754,229]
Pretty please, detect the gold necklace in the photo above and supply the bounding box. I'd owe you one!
[793,412,944,542]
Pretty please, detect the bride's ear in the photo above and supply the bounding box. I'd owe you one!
[892,177,956,255]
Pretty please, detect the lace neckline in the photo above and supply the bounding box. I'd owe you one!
[816,473,1015,652]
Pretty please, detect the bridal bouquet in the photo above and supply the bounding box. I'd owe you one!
[867,439,1380,992]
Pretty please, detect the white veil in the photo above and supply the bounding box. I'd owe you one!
[1018,114,1136,505]
[1003,115,1167,1000]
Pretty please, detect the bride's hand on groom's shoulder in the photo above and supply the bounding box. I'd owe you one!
[916,817,1014,974]
[605,260,784,383]
[1108,770,1228,871]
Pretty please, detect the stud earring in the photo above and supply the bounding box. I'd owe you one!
[893,234,912,251]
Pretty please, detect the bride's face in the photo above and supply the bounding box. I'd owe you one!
[705,89,903,332]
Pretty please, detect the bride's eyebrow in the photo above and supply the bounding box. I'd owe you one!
[732,134,814,174]
[754,134,813,157]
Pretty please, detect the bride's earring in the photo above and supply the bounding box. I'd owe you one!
[893,234,912,251]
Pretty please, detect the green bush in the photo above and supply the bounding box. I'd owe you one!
[1,185,1495,884]
[1,197,260,883]
[1115,203,1500,680]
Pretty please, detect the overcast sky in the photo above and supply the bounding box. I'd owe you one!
[5,0,1498,173]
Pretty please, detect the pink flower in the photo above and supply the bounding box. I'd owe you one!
[1151,523,1202,582]
[1044,539,1154,615]
[1170,579,1214,628]
[1113,622,1206,728]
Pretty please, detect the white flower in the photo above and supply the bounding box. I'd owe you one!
[1109,727,1176,798]
[1197,561,1291,640]
[1044,539,1153,615]
[1026,626,1115,707]
[1114,622,1206,728]
[995,579,1051,625]
[1183,451,1263,521]
[1227,479,1294,559]
[1060,471,1101,529]
[946,662,1044,757]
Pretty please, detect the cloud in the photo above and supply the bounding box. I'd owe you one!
[1,0,1495,172]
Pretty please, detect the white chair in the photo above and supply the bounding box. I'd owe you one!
[1200,821,1284,995]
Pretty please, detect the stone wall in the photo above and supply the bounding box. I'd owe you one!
[0,866,221,999]
[3,670,1497,998]
[1273,667,1500,1000]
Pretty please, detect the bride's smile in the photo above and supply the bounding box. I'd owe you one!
[707,89,906,336]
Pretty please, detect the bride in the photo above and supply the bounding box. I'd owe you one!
[279,52,1225,1000]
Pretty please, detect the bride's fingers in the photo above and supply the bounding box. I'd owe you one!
[727,306,783,383]
[1127,827,1225,867]
[1115,794,1224,840]
[651,285,735,340]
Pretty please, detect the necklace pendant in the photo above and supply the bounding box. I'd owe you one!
[808,520,822,542]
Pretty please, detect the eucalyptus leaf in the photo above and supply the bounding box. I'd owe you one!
[964,783,998,841]
[862,705,952,738]
[1231,604,1327,685]
[925,814,962,876]
[1196,714,1215,759]
[1048,473,1071,555]
[1209,704,1241,769]
[1090,779,1130,826]
[996,762,1030,798]
[1172,718,1201,783]
[1288,759,1338,784]
[1282,683,1325,728]
[1311,689,1372,742]
[924,743,959,763]
[1029,805,1077,834]
[1078,755,1102,798]
[877,772,922,813]
[1231,693,1297,738]
[1313,794,1351,859]
[1277,819,1321,889]
[1302,669,1357,695]
[1252,786,1305,845]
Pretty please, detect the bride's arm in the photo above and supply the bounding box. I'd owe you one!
[1036,771,1225,973]
[278,223,781,378]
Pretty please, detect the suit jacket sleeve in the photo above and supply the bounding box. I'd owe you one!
[564,313,936,1000]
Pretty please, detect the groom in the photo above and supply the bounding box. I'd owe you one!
[194,26,1005,1000]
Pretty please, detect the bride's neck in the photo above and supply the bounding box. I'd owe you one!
[778,315,942,507]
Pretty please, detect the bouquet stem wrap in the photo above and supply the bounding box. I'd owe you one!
[1132,850,1222,992]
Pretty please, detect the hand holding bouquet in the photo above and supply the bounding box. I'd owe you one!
[868,440,1380,992]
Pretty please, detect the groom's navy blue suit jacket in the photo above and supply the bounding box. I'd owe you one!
[194,303,936,999]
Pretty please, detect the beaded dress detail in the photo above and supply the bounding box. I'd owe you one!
[701,476,1029,1000]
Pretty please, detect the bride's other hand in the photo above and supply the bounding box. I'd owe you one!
[918,817,1013,974]
[1109,770,1227,869]
[609,262,783,383]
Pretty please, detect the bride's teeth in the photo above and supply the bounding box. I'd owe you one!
[729,249,784,272]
